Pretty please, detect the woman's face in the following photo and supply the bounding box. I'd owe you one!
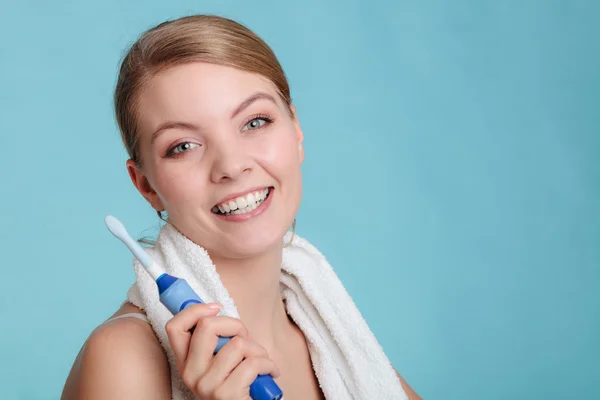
[128,62,304,259]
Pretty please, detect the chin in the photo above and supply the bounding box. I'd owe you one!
[224,225,289,259]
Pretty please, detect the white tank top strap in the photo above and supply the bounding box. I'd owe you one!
[104,313,150,324]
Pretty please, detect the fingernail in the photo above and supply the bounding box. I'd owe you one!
[207,303,222,310]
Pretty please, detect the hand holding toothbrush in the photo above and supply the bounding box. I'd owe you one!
[166,303,281,400]
[104,215,283,400]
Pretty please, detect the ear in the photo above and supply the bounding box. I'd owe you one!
[289,104,305,163]
[126,159,165,212]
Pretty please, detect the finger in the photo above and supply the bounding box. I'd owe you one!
[183,316,250,381]
[201,336,269,389]
[214,356,281,399]
[165,303,221,370]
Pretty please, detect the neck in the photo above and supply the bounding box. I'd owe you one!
[210,244,290,350]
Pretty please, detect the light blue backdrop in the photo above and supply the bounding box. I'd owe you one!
[1,1,598,399]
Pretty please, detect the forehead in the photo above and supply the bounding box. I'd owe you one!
[136,62,280,130]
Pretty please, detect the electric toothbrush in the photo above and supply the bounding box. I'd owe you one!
[104,215,283,400]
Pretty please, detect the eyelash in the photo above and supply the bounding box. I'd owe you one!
[164,114,275,158]
[165,141,200,158]
[242,113,275,132]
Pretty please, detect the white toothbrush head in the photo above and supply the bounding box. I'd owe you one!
[104,215,164,280]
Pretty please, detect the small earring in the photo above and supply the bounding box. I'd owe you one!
[284,218,296,248]
[156,210,167,222]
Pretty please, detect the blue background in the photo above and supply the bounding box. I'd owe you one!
[1,1,598,399]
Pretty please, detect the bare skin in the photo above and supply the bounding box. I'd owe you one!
[61,301,323,400]
[62,62,421,399]
[62,303,420,400]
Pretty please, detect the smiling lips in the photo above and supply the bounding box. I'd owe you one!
[212,187,272,216]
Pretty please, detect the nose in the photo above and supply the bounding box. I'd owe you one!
[209,137,252,183]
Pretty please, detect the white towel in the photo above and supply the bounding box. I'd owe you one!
[127,222,407,400]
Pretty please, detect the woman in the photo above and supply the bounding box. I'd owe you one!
[62,15,420,400]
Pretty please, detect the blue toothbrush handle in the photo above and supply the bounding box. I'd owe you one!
[185,301,230,353]
[157,275,283,400]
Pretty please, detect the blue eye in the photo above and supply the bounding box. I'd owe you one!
[243,117,268,131]
[167,142,200,156]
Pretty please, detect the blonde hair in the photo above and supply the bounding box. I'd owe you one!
[114,15,292,167]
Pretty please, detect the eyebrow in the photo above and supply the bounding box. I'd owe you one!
[150,91,278,144]
[150,121,199,144]
[231,91,278,119]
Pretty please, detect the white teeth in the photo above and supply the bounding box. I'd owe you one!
[237,196,248,209]
[214,188,271,215]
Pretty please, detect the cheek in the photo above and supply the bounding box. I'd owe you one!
[262,128,303,210]
[259,127,301,178]
[152,164,207,210]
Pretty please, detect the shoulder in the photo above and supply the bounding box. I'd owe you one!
[61,303,171,400]
[395,369,422,400]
